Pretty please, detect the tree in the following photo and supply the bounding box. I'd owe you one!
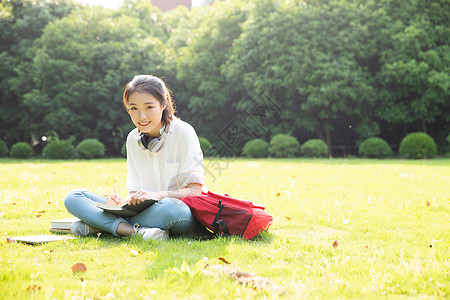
[376,0,450,133]
[0,0,79,144]
[12,6,169,155]
[175,0,251,153]
[225,0,377,151]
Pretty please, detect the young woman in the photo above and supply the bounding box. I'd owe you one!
[64,75,205,241]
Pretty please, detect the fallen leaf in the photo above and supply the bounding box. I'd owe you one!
[36,214,42,218]
[426,201,430,207]
[47,201,52,205]
[71,263,87,273]
[285,216,291,220]
[332,240,339,248]
[218,257,231,264]
[26,284,41,292]
[276,193,281,197]
[6,237,17,243]
[12,202,16,205]
[38,210,46,214]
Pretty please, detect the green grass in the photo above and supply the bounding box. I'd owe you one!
[0,158,449,299]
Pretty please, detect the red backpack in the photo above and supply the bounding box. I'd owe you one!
[181,191,273,239]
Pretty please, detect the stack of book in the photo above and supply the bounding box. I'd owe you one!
[50,217,80,233]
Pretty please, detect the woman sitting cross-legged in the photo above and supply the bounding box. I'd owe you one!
[64,74,205,241]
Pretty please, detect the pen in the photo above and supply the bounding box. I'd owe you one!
[113,185,118,197]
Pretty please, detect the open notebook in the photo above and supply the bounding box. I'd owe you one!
[96,199,157,217]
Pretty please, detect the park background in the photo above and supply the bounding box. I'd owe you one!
[0,1,449,298]
[0,0,449,158]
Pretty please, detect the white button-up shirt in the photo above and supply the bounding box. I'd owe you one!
[126,117,205,193]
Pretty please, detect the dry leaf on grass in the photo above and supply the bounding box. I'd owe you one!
[426,201,430,207]
[332,240,339,248]
[276,192,281,197]
[203,265,284,294]
[26,284,41,292]
[218,257,231,264]
[71,263,87,273]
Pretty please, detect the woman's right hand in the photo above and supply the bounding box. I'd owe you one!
[106,194,124,206]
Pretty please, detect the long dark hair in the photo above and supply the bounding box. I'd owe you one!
[123,75,175,125]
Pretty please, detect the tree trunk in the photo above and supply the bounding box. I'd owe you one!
[325,129,332,157]
[315,127,332,156]
[420,119,427,133]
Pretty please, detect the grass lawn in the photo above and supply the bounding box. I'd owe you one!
[0,158,449,299]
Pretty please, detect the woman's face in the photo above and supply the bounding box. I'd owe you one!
[127,92,166,137]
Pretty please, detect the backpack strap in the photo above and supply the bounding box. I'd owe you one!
[211,202,230,237]
[213,219,230,237]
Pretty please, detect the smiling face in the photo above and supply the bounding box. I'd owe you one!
[127,92,167,137]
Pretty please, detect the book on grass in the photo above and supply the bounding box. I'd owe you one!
[7,235,75,245]
[50,217,80,233]
[96,199,157,217]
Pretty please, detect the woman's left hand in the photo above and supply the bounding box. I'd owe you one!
[125,190,162,206]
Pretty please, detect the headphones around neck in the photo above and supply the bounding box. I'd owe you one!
[137,124,167,152]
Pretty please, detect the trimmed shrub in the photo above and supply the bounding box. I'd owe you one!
[301,139,328,157]
[10,142,33,158]
[447,133,450,145]
[198,137,217,157]
[42,140,77,159]
[269,134,300,158]
[358,137,392,158]
[76,139,105,159]
[198,137,211,153]
[121,142,127,157]
[399,132,437,159]
[242,139,269,158]
[0,140,8,157]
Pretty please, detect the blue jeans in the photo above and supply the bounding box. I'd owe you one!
[64,190,196,237]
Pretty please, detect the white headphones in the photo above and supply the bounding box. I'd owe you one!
[137,124,167,152]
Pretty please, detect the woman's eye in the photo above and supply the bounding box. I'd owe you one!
[146,106,153,110]
[130,107,137,111]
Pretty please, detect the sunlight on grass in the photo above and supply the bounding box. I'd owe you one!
[0,158,449,298]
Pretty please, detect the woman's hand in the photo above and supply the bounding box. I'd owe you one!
[106,194,124,206]
[125,190,162,206]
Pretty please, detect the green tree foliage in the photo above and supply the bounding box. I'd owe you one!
[225,0,377,150]
[176,1,251,140]
[0,0,448,157]
[0,0,79,143]
[12,4,169,155]
[375,0,450,131]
